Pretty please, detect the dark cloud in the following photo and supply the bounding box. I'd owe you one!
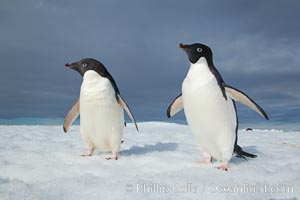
[1,0,300,126]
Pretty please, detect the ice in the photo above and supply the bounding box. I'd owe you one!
[0,122,299,199]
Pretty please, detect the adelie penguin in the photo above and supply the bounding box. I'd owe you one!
[63,58,138,160]
[167,43,269,170]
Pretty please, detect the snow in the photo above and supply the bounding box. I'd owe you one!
[0,122,299,200]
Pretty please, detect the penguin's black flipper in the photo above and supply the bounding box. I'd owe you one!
[234,145,257,160]
[117,94,139,132]
[167,94,183,118]
[224,84,269,120]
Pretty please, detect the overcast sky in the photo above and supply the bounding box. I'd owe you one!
[1,0,300,125]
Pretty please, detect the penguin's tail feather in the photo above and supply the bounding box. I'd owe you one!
[234,145,257,160]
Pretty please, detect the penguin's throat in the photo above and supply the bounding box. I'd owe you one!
[186,59,215,83]
[83,70,101,81]
[81,71,111,95]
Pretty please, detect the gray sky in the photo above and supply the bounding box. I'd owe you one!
[1,0,300,125]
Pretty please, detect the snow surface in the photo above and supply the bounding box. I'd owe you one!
[0,122,299,200]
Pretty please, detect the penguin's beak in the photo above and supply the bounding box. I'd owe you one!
[179,43,189,53]
[65,63,72,68]
[64,61,85,77]
[179,43,187,49]
[179,43,190,54]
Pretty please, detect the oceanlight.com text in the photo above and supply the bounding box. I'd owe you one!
[209,183,294,194]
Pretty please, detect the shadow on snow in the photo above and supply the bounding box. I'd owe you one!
[120,142,178,156]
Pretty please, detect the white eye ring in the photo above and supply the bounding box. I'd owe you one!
[197,48,202,53]
[82,63,87,68]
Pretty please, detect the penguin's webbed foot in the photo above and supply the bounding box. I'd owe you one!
[80,148,94,157]
[80,153,93,157]
[105,152,118,160]
[217,161,228,171]
[105,156,118,160]
[196,153,212,165]
[196,157,212,165]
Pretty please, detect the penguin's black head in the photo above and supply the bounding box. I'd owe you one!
[65,58,108,77]
[179,43,213,64]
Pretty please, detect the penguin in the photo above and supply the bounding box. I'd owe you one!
[167,43,269,170]
[63,58,138,160]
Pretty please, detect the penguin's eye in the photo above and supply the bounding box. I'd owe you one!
[196,48,203,53]
[82,63,87,68]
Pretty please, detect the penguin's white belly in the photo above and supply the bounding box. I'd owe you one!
[80,71,124,152]
[182,76,236,161]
